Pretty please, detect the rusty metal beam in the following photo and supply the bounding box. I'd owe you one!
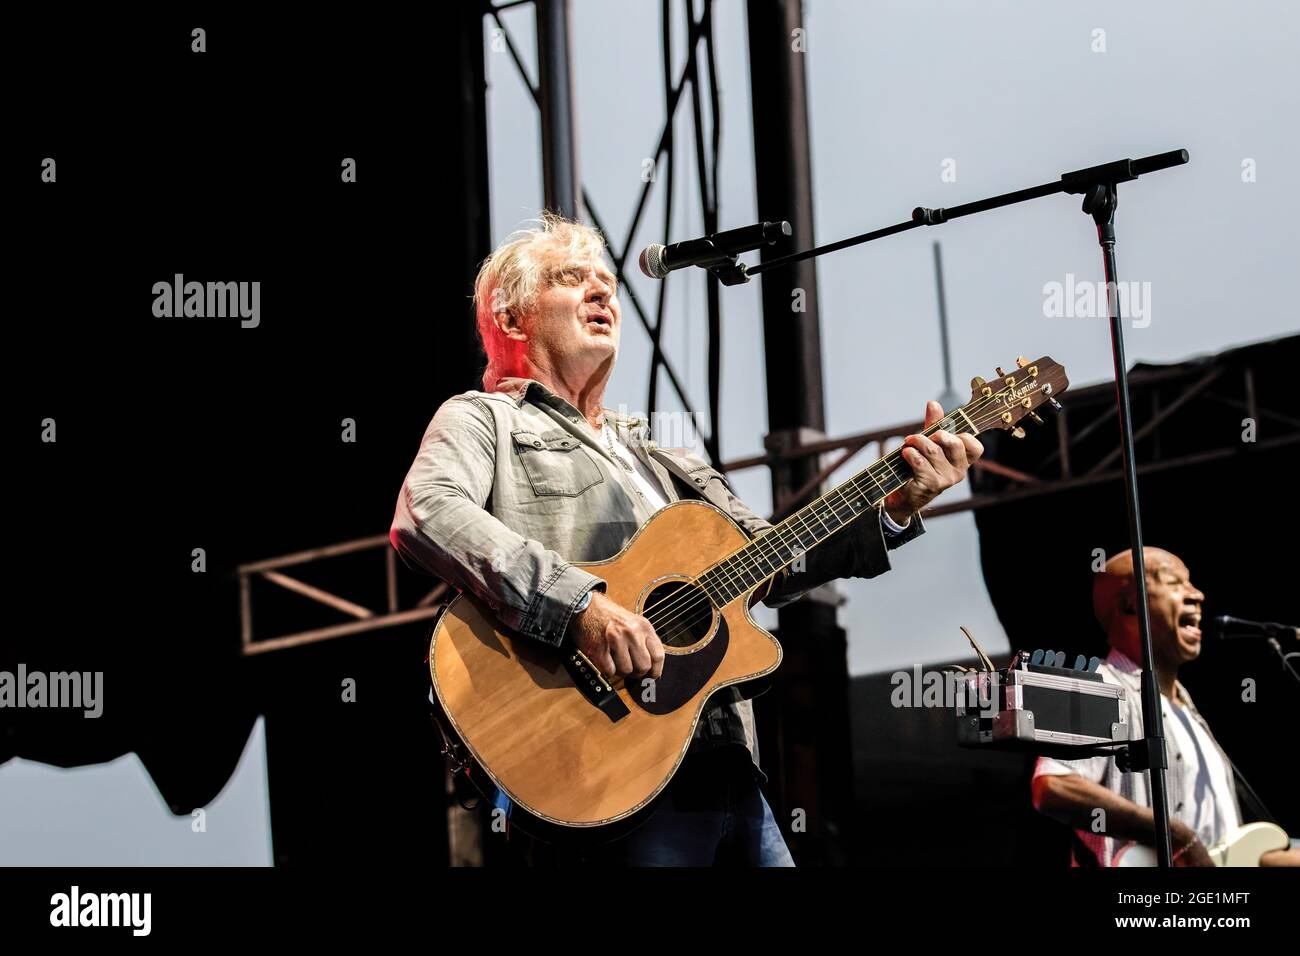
[417,582,451,609]
[238,535,389,574]
[975,459,1040,484]
[1057,406,1072,478]
[1245,366,1258,429]
[260,570,375,620]
[239,535,448,656]
[770,438,872,522]
[386,548,399,614]
[723,420,918,472]
[241,607,447,656]
[1086,367,1221,475]
[1203,391,1299,430]
[922,433,1298,518]
[722,367,1201,474]
[768,447,1037,523]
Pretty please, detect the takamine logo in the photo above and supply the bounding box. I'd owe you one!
[1001,381,1037,406]
[49,886,151,936]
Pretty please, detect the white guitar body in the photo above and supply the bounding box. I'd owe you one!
[1113,822,1290,867]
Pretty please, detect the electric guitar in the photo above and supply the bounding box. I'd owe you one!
[428,356,1069,840]
[1113,822,1291,867]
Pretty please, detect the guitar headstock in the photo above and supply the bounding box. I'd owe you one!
[963,356,1069,438]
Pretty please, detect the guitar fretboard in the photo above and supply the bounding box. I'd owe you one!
[696,409,979,607]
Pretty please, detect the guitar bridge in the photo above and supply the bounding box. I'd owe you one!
[564,649,630,723]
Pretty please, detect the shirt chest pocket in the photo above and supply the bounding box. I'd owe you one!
[511,430,605,497]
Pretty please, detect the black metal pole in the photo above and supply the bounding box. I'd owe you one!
[747,0,852,867]
[1085,182,1174,868]
[714,147,1190,866]
[1267,639,1300,689]
[688,0,723,466]
[536,0,580,219]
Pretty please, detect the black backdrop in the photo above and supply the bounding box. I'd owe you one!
[6,8,487,866]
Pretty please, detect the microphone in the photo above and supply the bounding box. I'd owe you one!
[638,221,791,279]
[1210,615,1299,641]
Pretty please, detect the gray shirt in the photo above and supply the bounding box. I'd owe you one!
[391,376,923,776]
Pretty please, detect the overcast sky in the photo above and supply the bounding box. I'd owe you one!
[487,0,1299,674]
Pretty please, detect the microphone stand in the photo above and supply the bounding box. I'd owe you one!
[730,148,1191,867]
[1266,638,1300,690]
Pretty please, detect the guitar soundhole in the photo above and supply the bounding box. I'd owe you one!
[642,580,715,649]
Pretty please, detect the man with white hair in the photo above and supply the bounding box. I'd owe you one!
[391,212,982,865]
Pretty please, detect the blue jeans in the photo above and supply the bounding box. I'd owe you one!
[580,746,795,867]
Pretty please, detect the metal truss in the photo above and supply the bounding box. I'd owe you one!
[720,353,1298,522]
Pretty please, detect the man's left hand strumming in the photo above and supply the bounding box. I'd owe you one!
[883,399,985,527]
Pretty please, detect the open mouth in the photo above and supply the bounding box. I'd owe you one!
[1178,610,1202,642]
[586,312,613,331]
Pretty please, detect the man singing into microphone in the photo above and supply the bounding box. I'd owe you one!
[391,213,982,866]
[1031,547,1298,866]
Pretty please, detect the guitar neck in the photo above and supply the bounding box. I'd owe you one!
[695,406,981,607]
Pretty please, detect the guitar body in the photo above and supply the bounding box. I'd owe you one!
[1113,822,1290,867]
[429,500,781,841]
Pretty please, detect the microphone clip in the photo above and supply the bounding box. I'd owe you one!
[707,257,750,286]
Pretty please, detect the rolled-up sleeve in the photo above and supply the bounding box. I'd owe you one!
[1033,753,1108,784]
[389,397,603,647]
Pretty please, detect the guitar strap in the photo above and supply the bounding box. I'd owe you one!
[1180,690,1257,827]
[647,450,737,515]
[1222,752,1280,827]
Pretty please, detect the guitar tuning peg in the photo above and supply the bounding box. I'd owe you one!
[1028,412,1044,425]
[1011,426,1026,439]
[970,375,986,390]
[1049,398,1063,412]
[1015,356,1029,368]
[1087,655,1102,672]
[1074,654,1087,671]
[1030,649,1045,665]
[995,367,1006,378]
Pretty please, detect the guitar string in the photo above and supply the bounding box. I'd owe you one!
[639,401,1002,637]
[690,379,1039,594]
[635,390,1026,640]
[642,374,1055,640]
[638,387,1021,630]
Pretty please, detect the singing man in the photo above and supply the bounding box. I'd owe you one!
[391,213,982,866]
[1032,548,1298,866]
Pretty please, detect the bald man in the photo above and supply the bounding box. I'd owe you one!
[1031,548,1298,867]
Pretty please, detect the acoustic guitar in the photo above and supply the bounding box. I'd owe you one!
[428,356,1069,840]
[1113,822,1292,867]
